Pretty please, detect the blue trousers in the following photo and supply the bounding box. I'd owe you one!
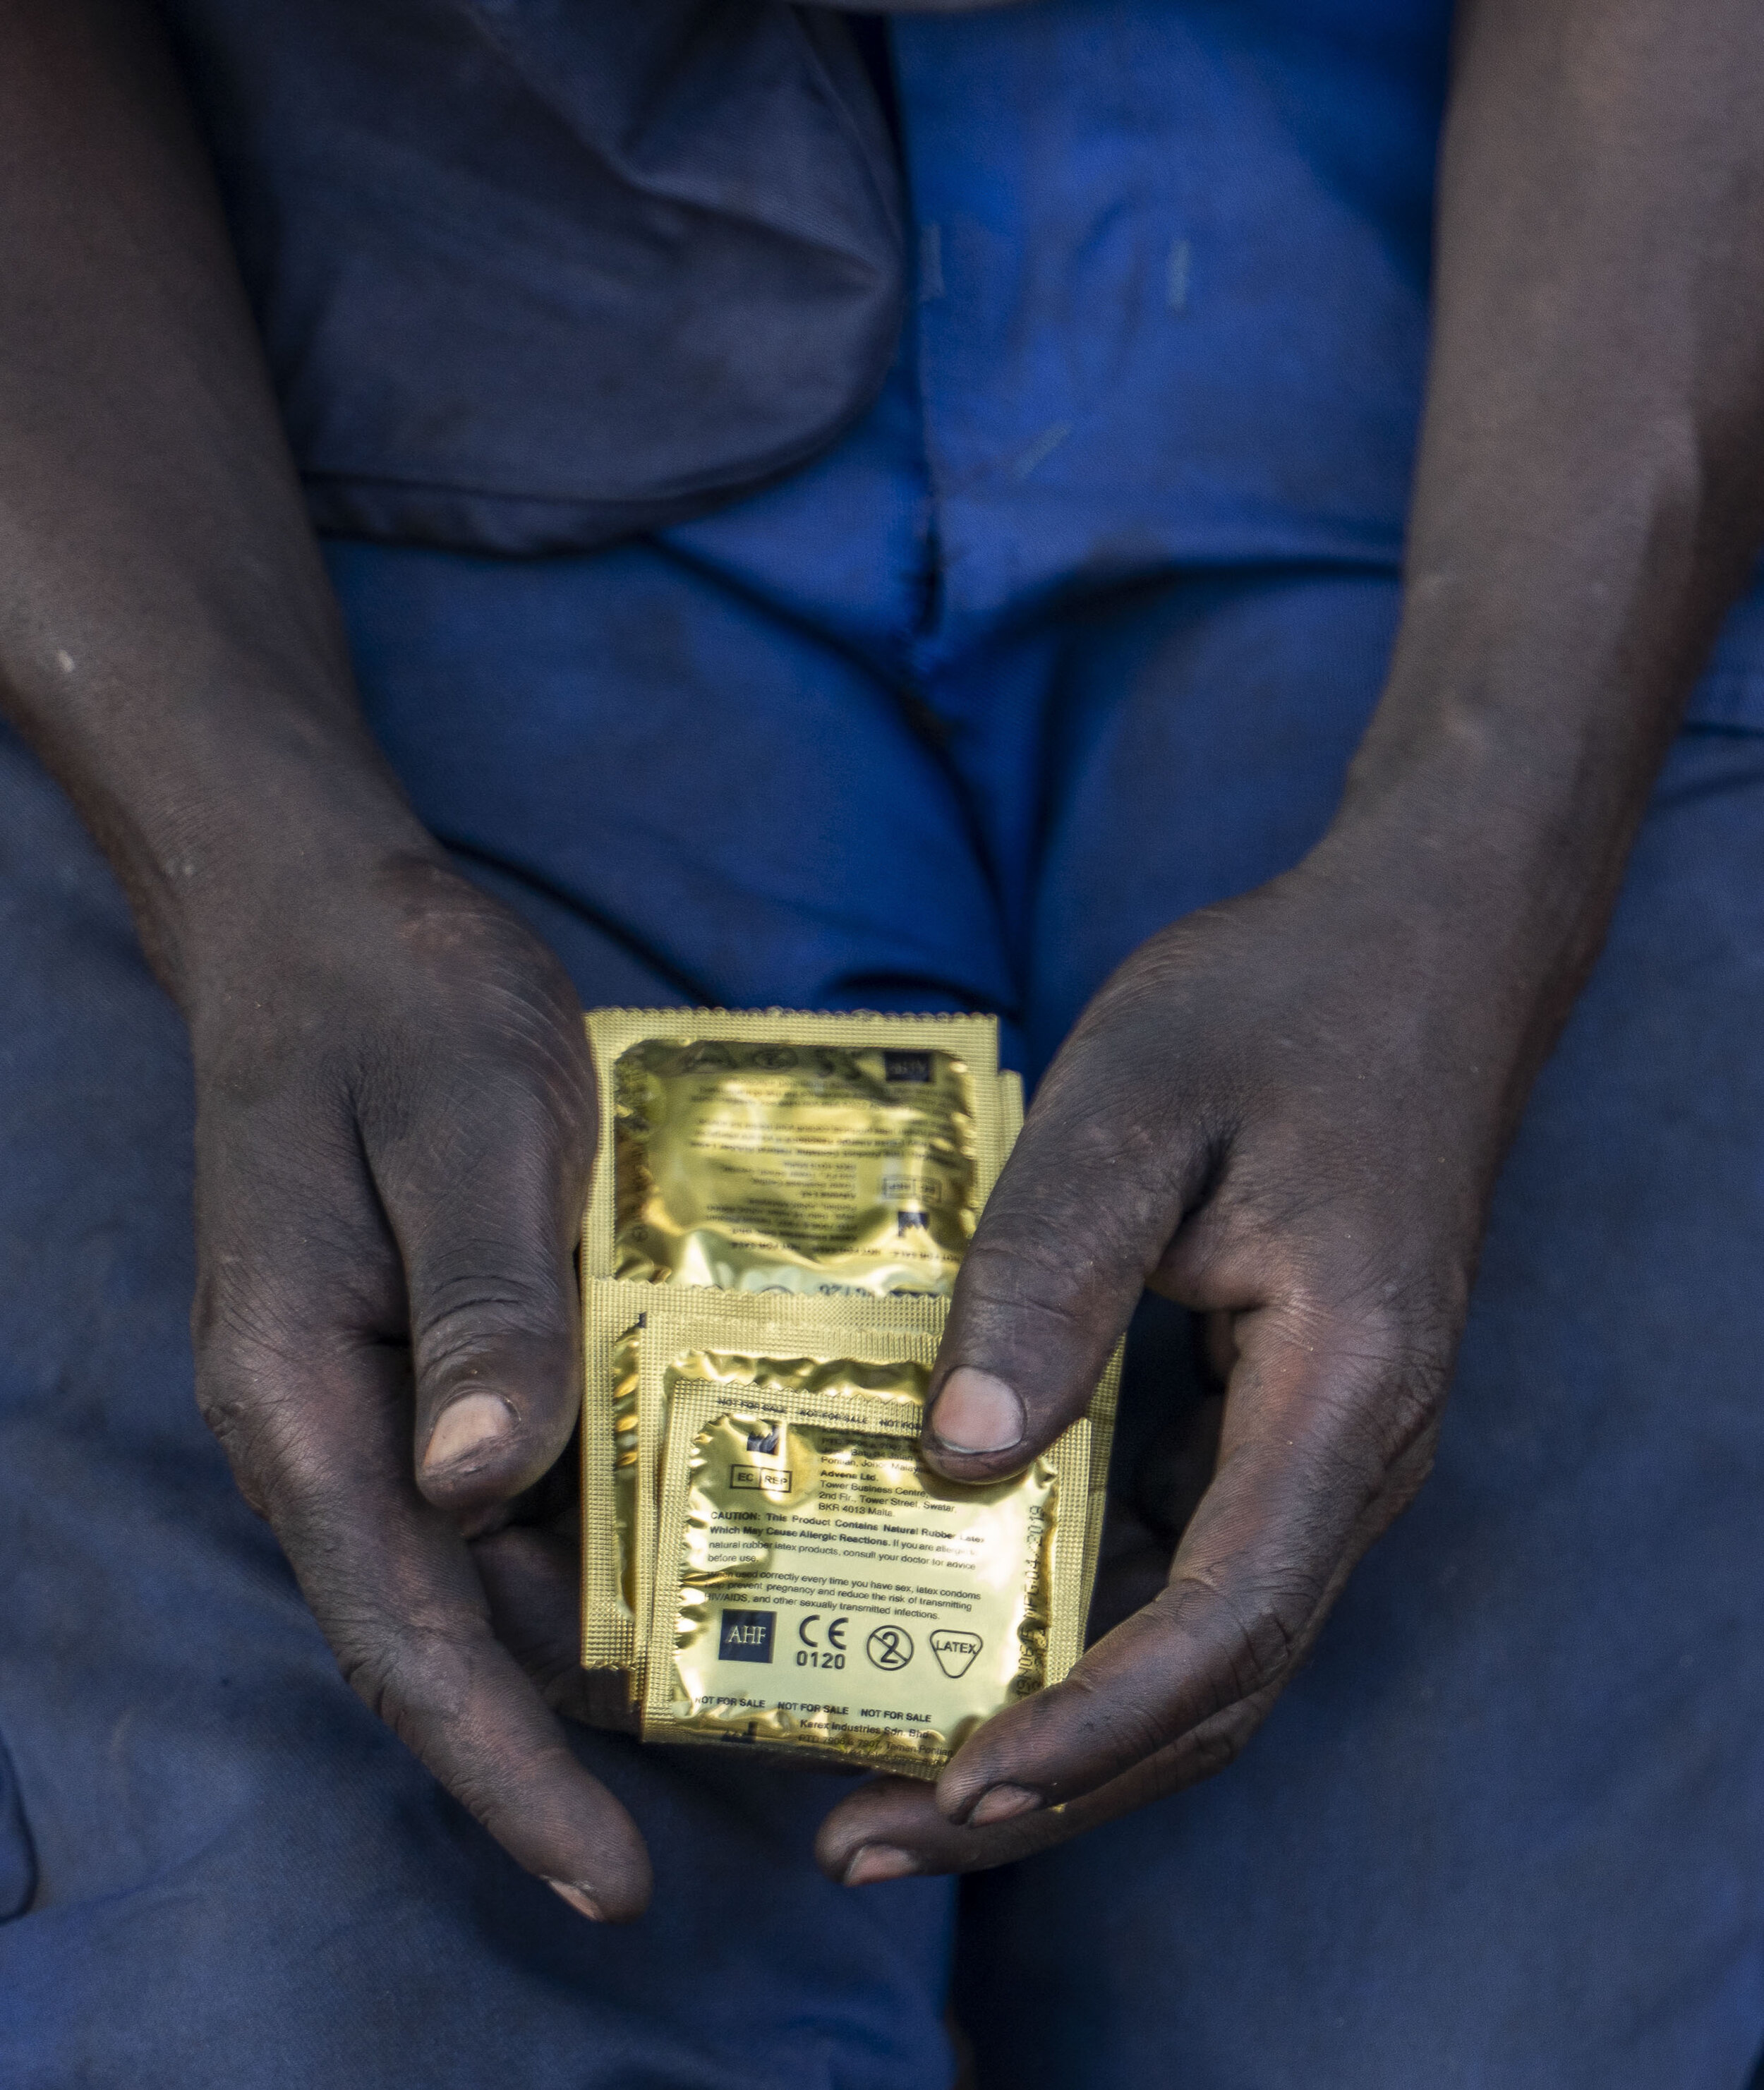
[3,535,1764,2086]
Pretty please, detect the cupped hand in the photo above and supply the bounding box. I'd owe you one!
[183,847,649,1921]
[818,828,1546,1885]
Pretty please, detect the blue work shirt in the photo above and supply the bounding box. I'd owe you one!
[164,4,1442,596]
[667,0,1452,659]
[167,0,1764,685]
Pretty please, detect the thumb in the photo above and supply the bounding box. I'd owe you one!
[924,1045,1207,1481]
[373,1054,592,1514]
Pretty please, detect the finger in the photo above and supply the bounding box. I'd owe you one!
[195,1240,648,1920]
[365,1018,596,1512]
[924,1016,1214,1481]
[315,1495,650,1919]
[929,1290,1440,1827]
[816,1698,1262,1883]
[818,1775,1080,1885]
[193,1145,648,1923]
[472,1523,639,1734]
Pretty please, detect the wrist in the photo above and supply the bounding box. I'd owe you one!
[96,714,442,1007]
[1302,681,1641,1100]
[1317,543,1711,998]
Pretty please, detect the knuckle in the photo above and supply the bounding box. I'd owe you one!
[335,1631,405,1731]
[1248,1274,1457,1487]
[989,1119,1190,1262]
[1085,1695,1273,1820]
[358,986,589,1159]
[193,1322,405,1536]
[1371,1355,1450,1469]
[1319,1303,1456,1477]
[414,1271,568,1351]
[1158,1563,1314,1710]
[193,1276,311,1387]
[331,1602,564,1841]
[332,1600,478,1735]
[1171,1697,1267,1786]
[1056,1660,1183,1769]
[193,1335,297,1492]
[412,1292,576,1413]
[1186,1713,1252,1780]
[195,1377,275,1482]
[1037,1570,1303,1782]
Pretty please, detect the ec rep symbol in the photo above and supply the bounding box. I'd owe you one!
[866,1625,914,1672]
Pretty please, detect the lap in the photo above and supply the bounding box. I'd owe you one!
[0,726,956,2090]
[956,720,1764,2089]
[265,550,1764,2079]
[8,536,1763,2084]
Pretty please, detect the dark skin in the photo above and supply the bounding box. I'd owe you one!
[2,0,1761,1921]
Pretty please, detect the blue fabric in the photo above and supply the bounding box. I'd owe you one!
[5,540,1763,2084]
[5,2,1764,2082]
[890,0,1451,641]
[0,711,958,2088]
[161,0,905,550]
[155,0,1451,586]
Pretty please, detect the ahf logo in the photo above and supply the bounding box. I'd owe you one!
[718,1609,775,1664]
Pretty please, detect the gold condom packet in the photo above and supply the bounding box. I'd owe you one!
[604,1312,643,1648]
[572,1006,1123,1712]
[580,1281,947,1676]
[640,1334,1090,1777]
[577,1070,1044,1679]
[578,1280,1122,1689]
[612,1035,976,1294]
[581,1287,1122,1691]
[998,1067,1024,1146]
[582,1008,1005,1300]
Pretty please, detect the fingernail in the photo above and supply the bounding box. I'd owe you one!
[842,1844,919,1887]
[930,1368,1024,1456]
[546,1880,605,1921]
[424,1391,513,1474]
[967,1783,1043,1828]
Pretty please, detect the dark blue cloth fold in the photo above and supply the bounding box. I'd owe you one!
[163,0,905,550]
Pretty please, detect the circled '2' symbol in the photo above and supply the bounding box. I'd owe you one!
[866,1625,914,1672]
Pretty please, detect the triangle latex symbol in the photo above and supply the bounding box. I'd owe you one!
[930,1629,982,1679]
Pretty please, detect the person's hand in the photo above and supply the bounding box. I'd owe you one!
[183,845,650,1921]
[817,820,1551,1885]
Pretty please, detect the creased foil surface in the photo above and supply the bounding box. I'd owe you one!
[612,1039,979,1296]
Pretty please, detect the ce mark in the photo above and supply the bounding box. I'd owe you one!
[797,1615,848,1651]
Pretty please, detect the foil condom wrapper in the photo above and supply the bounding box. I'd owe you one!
[573,1006,1116,1728]
[581,1008,1008,1300]
[639,1340,1090,1777]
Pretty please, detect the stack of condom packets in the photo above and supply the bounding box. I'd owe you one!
[577,1008,1119,1776]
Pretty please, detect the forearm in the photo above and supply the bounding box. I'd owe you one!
[0,0,431,998]
[1329,0,1764,1045]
